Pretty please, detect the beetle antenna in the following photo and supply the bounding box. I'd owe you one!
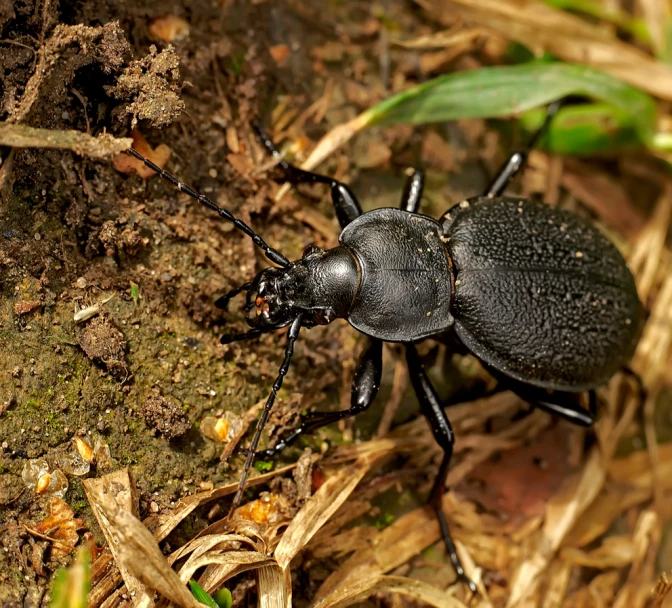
[229,315,302,513]
[126,149,290,268]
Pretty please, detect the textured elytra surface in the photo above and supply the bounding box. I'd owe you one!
[441,196,642,390]
[340,208,454,342]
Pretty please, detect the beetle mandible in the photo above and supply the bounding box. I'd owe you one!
[127,101,643,592]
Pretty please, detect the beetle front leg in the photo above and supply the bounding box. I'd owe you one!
[485,100,561,197]
[405,343,477,594]
[252,121,362,228]
[242,339,383,459]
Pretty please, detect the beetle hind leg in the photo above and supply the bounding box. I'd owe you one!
[405,343,478,594]
[508,383,597,427]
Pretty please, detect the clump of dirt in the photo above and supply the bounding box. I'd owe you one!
[95,219,145,257]
[107,45,185,129]
[2,21,130,125]
[141,389,191,439]
[77,314,128,379]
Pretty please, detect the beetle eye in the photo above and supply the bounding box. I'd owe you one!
[303,244,321,258]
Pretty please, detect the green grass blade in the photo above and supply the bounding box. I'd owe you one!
[519,103,641,155]
[189,580,219,608]
[50,547,90,608]
[362,63,656,146]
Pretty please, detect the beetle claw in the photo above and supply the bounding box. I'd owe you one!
[462,575,478,595]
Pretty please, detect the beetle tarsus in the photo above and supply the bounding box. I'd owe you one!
[405,343,476,592]
[252,121,362,228]
[485,99,562,197]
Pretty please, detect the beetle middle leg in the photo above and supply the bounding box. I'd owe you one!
[242,338,383,459]
[405,343,477,593]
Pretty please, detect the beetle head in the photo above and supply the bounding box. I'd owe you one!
[246,245,357,330]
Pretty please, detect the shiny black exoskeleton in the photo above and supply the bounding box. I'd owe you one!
[126,103,643,593]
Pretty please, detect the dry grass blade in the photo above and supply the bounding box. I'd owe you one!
[635,273,672,386]
[83,470,153,607]
[177,551,275,588]
[629,185,672,303]
[312,494,471,606]
[609,441,672,489]
[392,26,484,50]
[561,535,634,569]
[84,471,202,608]
[653,573,672,608]
[0,122,132,159]
[275,113,370,199]
[146,463,298,542]
[638,0,671,57]
[507,447,606,607]
[563,485,651,547]
[168,534,261,571]
[417,0,672,100]
[542,559,572,608]
[257,565,290,608]
[313,574,468,608]
[275,439,401,569]
[613,510,661,608]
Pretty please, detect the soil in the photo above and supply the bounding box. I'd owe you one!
[0,1,666,607]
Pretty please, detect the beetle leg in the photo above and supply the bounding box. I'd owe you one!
[405,343,477,594]
[243,338,383,459]
[484,100,562,197]
[219,329,266,345]
[252,121,362,229]
[620,366,647,404]
[508,383,597,427]
[215,281,252,310]
[533,390,596,427]
[399,169,425,213]
[231,316,303,512]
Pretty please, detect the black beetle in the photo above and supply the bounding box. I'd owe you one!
[127,102,642,592]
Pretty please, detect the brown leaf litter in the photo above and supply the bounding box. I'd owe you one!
[25,497,84,559]
[113,129,171,178]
